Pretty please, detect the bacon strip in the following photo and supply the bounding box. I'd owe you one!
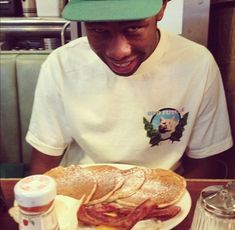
[145,205,181,220]
[78,199,157,230]
[86,203,130,218]
[77,200,181,229]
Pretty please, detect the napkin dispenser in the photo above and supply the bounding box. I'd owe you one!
[191,181,235,230]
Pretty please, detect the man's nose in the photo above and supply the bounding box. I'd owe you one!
[106,35,131,60]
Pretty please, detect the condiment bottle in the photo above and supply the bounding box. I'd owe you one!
[14,175,58,230]
[191,181,235,230]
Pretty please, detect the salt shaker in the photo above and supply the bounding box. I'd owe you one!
[14,175,58,230]
[191,181,235,230]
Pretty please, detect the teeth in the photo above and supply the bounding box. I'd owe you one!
[113,62,131,67]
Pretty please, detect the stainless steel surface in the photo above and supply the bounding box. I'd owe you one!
[0,17,69,35]
[21,0,37,17]
[0,17,67,24]
[43,38,60,50]
[61,21,71,45]
[0,17,71,50]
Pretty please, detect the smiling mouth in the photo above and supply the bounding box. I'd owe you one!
[108,58,138,75]
[112,61,132,67]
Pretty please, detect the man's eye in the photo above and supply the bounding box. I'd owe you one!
[127,26,142,32]
[90,28,106,33]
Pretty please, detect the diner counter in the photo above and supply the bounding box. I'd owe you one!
[0,178,232,229]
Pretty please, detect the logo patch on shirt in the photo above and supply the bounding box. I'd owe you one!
[143,108,189,146]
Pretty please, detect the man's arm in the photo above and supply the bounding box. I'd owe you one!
[182,154,227,179]
[29,148,63,175]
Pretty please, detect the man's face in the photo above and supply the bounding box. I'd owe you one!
[84,16,159,76]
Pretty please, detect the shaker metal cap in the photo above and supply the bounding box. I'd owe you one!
[200,181,235,219]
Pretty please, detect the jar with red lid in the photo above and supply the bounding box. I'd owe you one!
[14,175,58,230]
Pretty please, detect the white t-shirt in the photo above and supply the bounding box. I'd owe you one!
[26,29,233,169]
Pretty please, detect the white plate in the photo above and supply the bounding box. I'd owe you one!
[161,190,191,230]
[10,163,191,230]
[79,163,192,230]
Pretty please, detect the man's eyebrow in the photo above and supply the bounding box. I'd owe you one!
[85,19,147,26]
[123,19,146,23]
[85,22,108,26]
[119,19,148,26]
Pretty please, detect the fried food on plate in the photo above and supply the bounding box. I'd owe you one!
[45,165,97,203]
[45,164,186,229]
[86,165,125,205]
[116,168,186,208]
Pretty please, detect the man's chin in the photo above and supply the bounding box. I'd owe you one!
[112,71,135,77]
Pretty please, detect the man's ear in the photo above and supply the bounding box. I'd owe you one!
[156,0,168,21]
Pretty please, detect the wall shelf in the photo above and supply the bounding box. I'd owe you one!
[0,17,69,35]
[0,17,76,50]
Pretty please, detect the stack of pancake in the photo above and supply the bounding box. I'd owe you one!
[46,164,186,230]
[45,164,186,208]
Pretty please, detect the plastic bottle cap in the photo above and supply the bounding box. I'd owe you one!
[14,175,57,208]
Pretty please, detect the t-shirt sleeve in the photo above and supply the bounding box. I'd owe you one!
[26,54,72,156]
[186,54,233,158]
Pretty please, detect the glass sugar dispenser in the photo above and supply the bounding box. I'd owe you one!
[191,181,235,230]
[14,175,58,230]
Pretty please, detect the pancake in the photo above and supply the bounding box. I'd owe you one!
[116,168,186,208]
[44,166,69,179]
[107,166,147,202]
[45,165,186,209]
[85,165,125,205]
[45,165,97,203]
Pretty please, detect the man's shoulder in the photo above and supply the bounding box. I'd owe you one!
[63,36,90,49]
[43,36,98,71]
[162,30,213,63]
[56,36,92,57]
[165,30,209,55]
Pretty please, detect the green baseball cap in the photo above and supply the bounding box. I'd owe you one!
[62,0,163,22]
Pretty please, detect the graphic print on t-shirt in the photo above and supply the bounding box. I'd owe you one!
[143,108,189,146]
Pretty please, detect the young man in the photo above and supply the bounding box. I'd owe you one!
[27,0,233,177]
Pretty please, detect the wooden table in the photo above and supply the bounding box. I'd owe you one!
[0,179,232,229]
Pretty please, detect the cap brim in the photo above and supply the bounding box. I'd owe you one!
[62,0,162,22]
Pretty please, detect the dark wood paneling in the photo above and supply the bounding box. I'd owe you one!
[208,2,235,178]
